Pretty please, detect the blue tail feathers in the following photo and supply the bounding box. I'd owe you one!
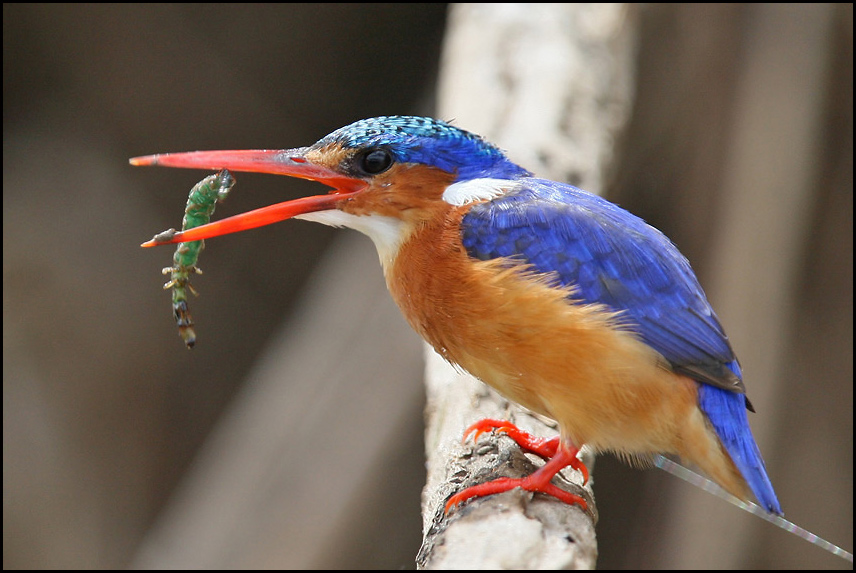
[697,382,783,515]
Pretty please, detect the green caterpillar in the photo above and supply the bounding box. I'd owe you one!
[160,169,235,348]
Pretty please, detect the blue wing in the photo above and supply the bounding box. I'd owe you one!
[460,178,782,513]
[461,178,743,394]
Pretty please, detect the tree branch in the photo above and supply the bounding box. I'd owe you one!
[419,4,636,568]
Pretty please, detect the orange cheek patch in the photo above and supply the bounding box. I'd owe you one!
[339,163,457,223]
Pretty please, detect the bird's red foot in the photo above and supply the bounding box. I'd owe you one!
[462,419,589,484]
[446,420,589,513]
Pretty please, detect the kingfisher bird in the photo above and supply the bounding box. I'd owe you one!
[132,115,782,516]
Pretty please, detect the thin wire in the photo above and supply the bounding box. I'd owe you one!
[653,455,853,563]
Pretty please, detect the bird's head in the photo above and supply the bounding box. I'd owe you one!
[134,116,530,265]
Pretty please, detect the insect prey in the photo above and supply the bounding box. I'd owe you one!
[156,169,235,348]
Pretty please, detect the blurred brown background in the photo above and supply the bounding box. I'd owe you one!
[3,3,851,569]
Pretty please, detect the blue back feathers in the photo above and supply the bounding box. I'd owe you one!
[461,180,739,389]
[316,116,531,182]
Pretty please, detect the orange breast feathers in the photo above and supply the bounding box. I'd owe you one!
[386,209,749,499]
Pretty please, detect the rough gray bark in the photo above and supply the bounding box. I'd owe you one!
[419,4,637,569]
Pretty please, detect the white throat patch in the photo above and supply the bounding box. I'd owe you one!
[295,210,407,268]
[442,178,514,206]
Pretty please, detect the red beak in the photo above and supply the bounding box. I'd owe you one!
[131,149,365,246]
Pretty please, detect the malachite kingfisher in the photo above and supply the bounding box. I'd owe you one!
[132,115,783,517]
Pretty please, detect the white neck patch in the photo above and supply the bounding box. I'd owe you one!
[442,178,514,206]
[295,210,407,269]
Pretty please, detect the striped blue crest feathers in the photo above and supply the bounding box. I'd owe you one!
[315,116,531,182]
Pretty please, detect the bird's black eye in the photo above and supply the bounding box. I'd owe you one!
[357,148,394,175]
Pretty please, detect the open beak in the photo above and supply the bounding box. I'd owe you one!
[131,148,366,246]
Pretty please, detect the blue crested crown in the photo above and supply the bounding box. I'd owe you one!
[315,116,531,181]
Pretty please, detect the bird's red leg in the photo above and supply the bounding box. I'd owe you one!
[446,420,589,513]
